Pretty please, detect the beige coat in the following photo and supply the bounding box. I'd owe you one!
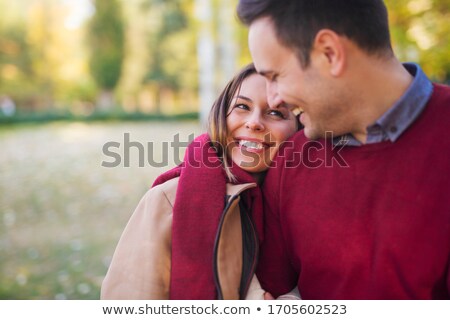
[101,177,266,299]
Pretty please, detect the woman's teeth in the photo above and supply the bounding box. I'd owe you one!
[239,140,264,150]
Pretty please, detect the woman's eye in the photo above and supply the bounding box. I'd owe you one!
[268,109,285,118]
[234,104,250,110]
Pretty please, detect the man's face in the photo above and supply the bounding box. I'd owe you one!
[248,17,346,140]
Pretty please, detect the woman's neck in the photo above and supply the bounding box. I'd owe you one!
[251,171,267,185]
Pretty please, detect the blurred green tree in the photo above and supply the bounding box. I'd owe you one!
[0,24,37,108]
[87,0,125,109]
[143,0,195,113]
[386,0,450,82]
[0,1,43,110]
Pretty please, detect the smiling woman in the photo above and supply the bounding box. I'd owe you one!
[208,63,299,182]
[101,63,300,300]
[225,73,298,175]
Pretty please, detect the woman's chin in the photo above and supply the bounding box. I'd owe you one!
[231,151,270,172]
[233,157,270,173]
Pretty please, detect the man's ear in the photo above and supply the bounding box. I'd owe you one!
[313,29,346,77]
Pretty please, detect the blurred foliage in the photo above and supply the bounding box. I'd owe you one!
[0,0,448,114]
[0,7,39,108]
[143,0,194,112]
[87,0,124,91]
[145,0,188,89]
[386,0,450,82]
[0,0,97,112]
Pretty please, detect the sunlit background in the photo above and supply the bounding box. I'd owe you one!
[0,0,449,299]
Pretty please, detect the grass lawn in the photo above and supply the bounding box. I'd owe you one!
[0,121,201,299]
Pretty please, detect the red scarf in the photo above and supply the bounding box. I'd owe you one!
[152,134,264,299]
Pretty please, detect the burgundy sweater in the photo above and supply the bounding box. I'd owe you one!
[258,84,450,299]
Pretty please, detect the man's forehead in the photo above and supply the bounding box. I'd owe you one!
[248,17,296,75]
[248,18,279,74]
[249,16,275,32]
[248,16,276,46]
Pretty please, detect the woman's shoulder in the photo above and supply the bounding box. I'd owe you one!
[151,176,179,193]
[142,177,180,209]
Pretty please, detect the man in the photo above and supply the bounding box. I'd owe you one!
[237,0,450,299]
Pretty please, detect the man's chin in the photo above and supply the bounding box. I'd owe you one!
[303,127,323,141]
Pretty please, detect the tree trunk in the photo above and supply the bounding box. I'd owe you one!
[218,0,237,83]
[97,90,115,111]
[195,0,216,127]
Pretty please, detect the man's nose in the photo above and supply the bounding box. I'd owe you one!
[266,81,283,109]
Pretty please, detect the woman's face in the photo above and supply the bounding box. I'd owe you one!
[226,73,298,173]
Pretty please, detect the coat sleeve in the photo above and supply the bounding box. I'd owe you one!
[101,181,176,299]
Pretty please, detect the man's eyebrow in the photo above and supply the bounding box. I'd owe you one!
[258,70,274,78]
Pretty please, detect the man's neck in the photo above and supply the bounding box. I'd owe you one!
[348,58,413,144]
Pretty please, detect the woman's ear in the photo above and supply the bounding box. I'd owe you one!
[313,29,346,77]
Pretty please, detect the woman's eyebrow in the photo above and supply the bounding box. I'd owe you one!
[234,95,252,102]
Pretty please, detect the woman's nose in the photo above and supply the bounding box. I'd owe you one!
[245,114,265,131]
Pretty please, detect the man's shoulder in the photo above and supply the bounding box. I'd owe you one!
[433,82,450,90]
[431,83,450,102]
[423,83,450,124]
